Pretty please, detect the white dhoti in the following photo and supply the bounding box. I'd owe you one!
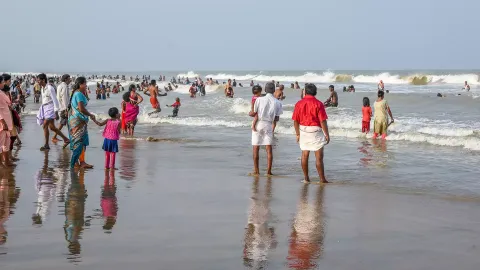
[252,121,273,146]
[299,125,327,151]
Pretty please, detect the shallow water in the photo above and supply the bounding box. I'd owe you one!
[1,75,480,269]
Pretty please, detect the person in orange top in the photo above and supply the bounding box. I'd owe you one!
[361,97,372,133]
[292,83,330,183]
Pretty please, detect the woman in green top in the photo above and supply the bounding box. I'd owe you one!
[67,77,96,168]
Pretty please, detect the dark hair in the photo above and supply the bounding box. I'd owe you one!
[279,84,284,90]
[363,97,370,107]
[252,85,262,94]
[378,90,385,98]
[61,74,70,82]
[0,76,3,83]
[265,82,275,94]
[329,85,334,90]
[2,74,11,82]
[68,77,87,111]
[150,80,156,85]
[108,107,119,118]
[122,91,131,102]
[37,73,47,82]
[305,83,317,96]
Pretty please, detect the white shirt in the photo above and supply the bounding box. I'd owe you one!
[57,82,70,111]
[42,84,60,112]
[253,93,283,122]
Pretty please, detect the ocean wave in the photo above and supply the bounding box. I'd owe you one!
[139,115,248,128]
[202,71,480,86]
[177,71,199,78]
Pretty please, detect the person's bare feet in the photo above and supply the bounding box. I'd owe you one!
[249,171,260,176]
[52,137,60,143]
[265,172,274,176]
[80,162,93,169]
[320,178,329,184]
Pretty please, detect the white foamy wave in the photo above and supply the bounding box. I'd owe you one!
[230,98,251,114]
[429,74,479,85]
[353,73,407,84]
[139,115,248,128]
[177,71,199,78]
[172,84,222,94]
[387,133,480,150]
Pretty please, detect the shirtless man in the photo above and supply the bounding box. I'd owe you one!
[463,81,470,91]
[378,80,385,91]
[145,80,161,116]
[324,85,338,107]
[274,84,286,100]
[224,79,233,96]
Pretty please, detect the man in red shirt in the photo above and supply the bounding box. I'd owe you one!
[292,84,330,183]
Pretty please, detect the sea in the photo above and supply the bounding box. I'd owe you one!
[1,70,480,270]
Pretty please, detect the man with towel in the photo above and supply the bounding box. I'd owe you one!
[251,82,283,176]
[292,83,330,183]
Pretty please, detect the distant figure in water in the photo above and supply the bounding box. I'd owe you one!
[250,80,255,87]
[294,81,300,89]
[290,83,295,89]
[274,84,286,100]
[378,80,385,91]
[226,87,234,98]
[324,85,338,107]
[463,81,470,91]
[166,98,181,117]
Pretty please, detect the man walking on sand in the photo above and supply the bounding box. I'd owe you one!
[292,83,330,183]
[251,82,282,176]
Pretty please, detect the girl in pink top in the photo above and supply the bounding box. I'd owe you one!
[94,107,121,169]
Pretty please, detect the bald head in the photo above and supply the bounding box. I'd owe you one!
[265,82,275,94]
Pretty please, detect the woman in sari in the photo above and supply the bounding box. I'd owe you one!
[123,84,143,136]
[67,77,95,169]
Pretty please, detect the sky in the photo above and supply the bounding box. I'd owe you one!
[1,0,478,72]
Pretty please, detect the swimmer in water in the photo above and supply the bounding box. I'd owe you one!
[274,84,286,100]
[226,86,234,98]
[463,81,470,91]
[166,97,181,117]
[324,85,338,107]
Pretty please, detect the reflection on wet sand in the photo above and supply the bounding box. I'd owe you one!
[32,151,57,226]
[287,185,326,270]
[55,149,71,204]
[0,170,20,250]
[119,139,137,182]
[64,170,88,263]
[243,177,277,269]
[101,170,118,233]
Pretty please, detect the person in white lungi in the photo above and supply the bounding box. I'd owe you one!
[292,84,330,183]
[251,82,282,176]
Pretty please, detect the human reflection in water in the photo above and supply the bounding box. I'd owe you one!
[101,170,118,233]
[358,141,374,166]
[371,139,389,167]
[243,177,277,269]
[287,184,326,270]
[64,170,88,262]
[119,139,137,183]
[32,151,56,226]
[55,147,71,204]
[0,170,20,247]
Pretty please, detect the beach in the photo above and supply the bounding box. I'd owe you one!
[1,70,480,269]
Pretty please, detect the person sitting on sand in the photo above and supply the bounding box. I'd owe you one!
[324,85,338,107]
[166,97,181,117]
[373,90,394,140]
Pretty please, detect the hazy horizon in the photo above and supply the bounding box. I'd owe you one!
[2,0,479,72]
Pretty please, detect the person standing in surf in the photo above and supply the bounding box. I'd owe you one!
[250,82,282,176]
[224,79,233,97]
[292,83,330,183]
[124,85,143,136]
[378,80,385,91]
[372,90,394,140]
[144,80,161,116]
[463,81,470,91]
[324,85,338,107]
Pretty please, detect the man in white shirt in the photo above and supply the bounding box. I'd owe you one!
[52,74,71,143]
[36,73,69,151]
[251,82,283,176]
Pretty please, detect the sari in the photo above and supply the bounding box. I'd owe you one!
[67,92,89,168]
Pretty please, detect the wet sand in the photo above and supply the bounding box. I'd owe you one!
[0,116,480,270]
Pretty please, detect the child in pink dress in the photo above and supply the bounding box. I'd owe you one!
[94,107,121,170]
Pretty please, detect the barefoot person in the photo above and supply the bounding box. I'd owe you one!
[67,77,95,169]
[372,90,394,140]
[292,83,330,183]
[0,76,15,167]
[36,73,70,151]
[52,74,71,143]
[250,82,282,176]
[144,80,161,116]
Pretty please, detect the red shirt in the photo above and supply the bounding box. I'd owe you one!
[171,101,181,107]
[292,95,328,126]
[362,106,372,122]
